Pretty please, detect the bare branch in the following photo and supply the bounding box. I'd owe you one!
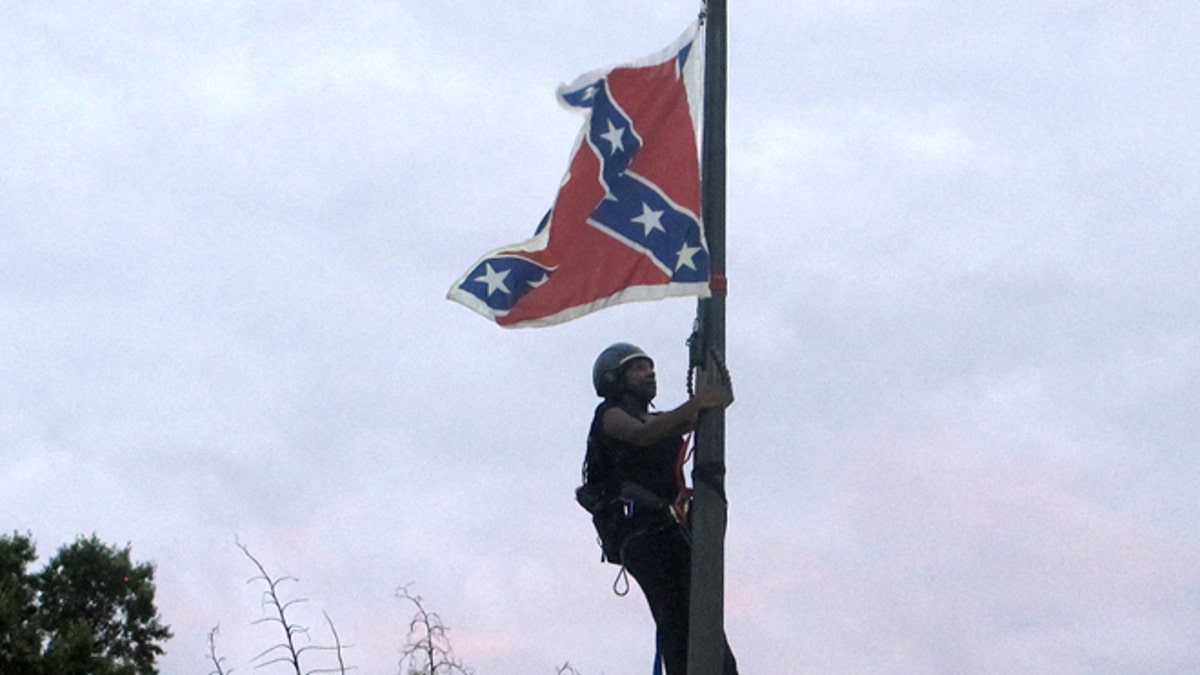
[208,624,234,675]
[239,541,301,675]
[396,584,472,675]
[237,541,350,675]
[318,610,352,675]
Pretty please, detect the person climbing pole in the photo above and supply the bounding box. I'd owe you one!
[577,342,738,675]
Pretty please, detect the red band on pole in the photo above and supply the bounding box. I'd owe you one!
[709,272,728,294]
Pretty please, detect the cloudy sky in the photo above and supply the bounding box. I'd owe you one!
[3,1,1199,673]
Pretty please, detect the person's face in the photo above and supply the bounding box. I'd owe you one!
[622,357,656,403]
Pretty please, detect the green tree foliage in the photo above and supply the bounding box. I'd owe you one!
[1,533,43,673]
[0,532,172,675]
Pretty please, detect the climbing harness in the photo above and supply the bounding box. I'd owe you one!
[580,331,730,598]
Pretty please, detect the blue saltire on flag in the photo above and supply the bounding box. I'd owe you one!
[448,24,708,328]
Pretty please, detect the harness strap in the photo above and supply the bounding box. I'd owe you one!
[671,432,694,525]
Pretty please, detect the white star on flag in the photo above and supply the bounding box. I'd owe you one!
[474,263,511,296]
[631,203,666,236]
[600,119,625,154]
[674,242,702,271]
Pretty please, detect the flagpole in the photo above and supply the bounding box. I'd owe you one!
[688,0,728,673]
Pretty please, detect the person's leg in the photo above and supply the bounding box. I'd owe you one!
[623,527,692,675]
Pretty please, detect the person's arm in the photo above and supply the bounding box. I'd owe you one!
[603,368,732,447]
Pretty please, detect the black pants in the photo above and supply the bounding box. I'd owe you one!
[621,524,738,675]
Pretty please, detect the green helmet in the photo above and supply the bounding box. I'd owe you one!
[592,342,653,397]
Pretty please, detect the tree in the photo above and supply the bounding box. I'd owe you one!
[0,532,172,675]
[396,584,471,675]
[211,544,599,674]
[0,533,42,673]
[235,541,349,675]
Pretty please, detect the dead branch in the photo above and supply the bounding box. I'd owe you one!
[396,584,472,675]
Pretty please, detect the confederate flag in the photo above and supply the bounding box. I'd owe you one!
[448,24,709,328]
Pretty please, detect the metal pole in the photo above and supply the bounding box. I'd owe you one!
[688,0,728,673]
